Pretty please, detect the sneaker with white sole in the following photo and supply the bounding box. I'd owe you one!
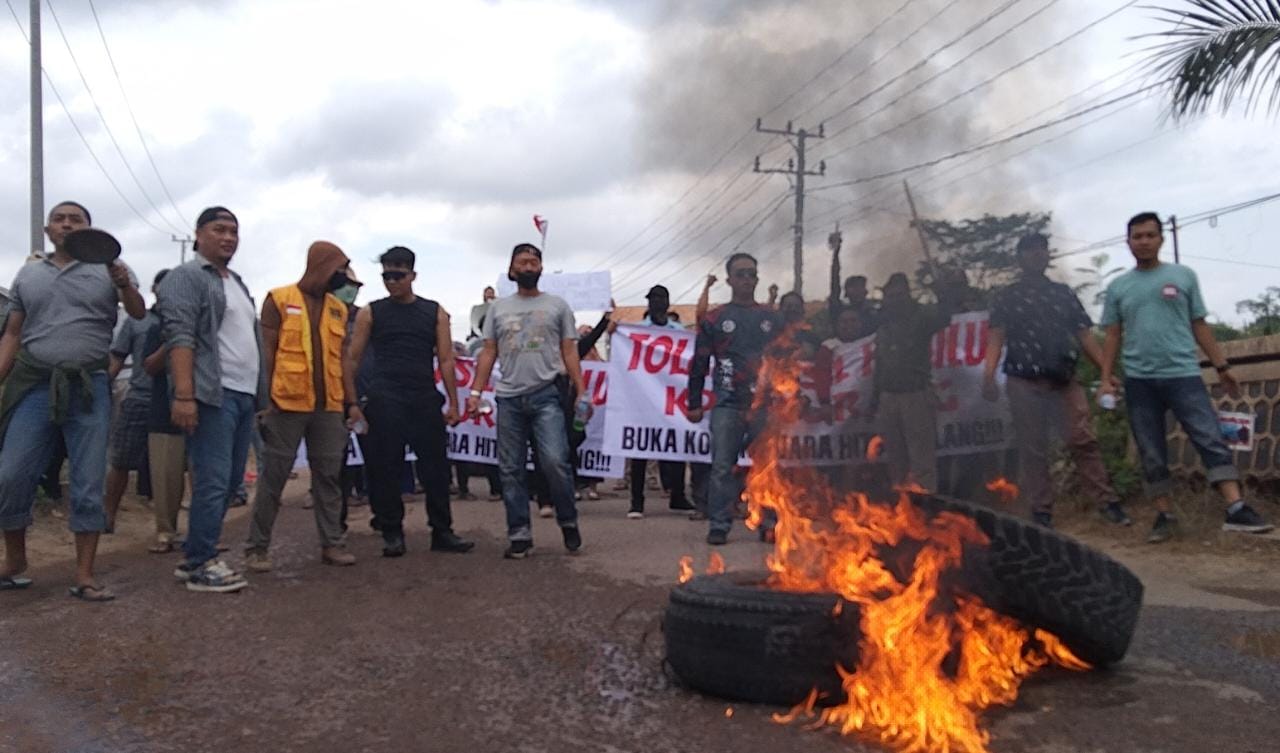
[1223,503,1275,534]
[244,550,273,573]
[627,509,644,520]
[538,505,554,519]
[186,560,248,593]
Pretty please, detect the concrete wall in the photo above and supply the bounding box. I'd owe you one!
[1168,334,1280,487]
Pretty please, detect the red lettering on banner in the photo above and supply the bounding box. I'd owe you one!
[860,342,875,377]
[626,333,651,370]
[833,391,861,421]
[583,369,608,405]
[644,336,675,373]
[670,339,690,376]
[946,324,962,368]
[455,360,475,389]
[963,321,986,366]
[936,378,959,413]
[832,353,849,384]
[664,386,714,416]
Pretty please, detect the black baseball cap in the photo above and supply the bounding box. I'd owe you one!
[645,285,670,299]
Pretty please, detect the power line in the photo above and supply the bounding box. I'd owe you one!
[43,0,184,234]
[1182,254,1280,272]
[6,0,171,236]
[810,0,1026,129]
[87,0,188,229]
[810,84,1160,192]
[822,0,1137,160]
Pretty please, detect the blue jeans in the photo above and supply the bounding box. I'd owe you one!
[496,382,577,541]
[1124,376,1238,498]
[184,389,256,567]
[0,373,109,533]
[708,406,757,536]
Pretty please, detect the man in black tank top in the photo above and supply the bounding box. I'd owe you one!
[344,247,474,557]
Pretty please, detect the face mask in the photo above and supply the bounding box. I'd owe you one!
[328,271,350,292]
[515,270,541,289]
[334,283,359,305]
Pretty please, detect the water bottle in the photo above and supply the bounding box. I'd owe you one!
[350,418,369,435]
[572,396,592,432]
[474,398,494,416]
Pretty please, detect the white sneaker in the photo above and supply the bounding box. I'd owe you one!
[538,505,554,519]
[186,559,248,593]
[627,511,644,520]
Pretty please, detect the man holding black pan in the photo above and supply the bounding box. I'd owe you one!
[0,201,144,601]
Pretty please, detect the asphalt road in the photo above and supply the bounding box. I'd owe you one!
[3,482,1278,753]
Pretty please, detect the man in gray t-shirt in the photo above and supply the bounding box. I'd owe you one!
[468,243,586,559]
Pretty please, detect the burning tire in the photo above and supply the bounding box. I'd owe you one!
[664,570,862,706]
[921,494,1145,668]
[664,497,1143,706]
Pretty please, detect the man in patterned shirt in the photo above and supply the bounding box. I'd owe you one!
[983,233,1127,529]
[686,253,782,545]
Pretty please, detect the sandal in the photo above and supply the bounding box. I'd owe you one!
[68,584,116,602]
[0,575,33,591]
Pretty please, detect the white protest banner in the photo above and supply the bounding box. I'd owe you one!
[495,271,612,311]
[929,312,1012,457]
[603,324,715,463]
[576,362,623,479]
[602,315,1012,466]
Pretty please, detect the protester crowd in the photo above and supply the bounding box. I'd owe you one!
[0,202,1272,601]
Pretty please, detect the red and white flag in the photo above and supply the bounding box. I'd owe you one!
[533,214,549,242]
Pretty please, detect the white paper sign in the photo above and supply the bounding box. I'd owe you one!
[1218,411,1256,452]
[495,271,612,311]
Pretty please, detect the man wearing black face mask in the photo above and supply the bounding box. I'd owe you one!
[242,241,359,572]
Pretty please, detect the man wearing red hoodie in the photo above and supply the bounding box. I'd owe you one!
[243,241,359,571]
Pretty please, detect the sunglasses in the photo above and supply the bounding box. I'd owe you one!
[381,270,410,282]
[731,269,758,279]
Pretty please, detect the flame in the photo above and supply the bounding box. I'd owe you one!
[867,435,884,461]
[707,552,726,575]
[678,555,694,584]
[744,349,1089,753]
[985,478,1019,506]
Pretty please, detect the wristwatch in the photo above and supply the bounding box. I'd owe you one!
[1215,363,1232,374]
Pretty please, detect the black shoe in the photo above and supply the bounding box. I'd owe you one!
[1100,501,1132,527]
[1032,511,1053,529]
[562,525,582,554]
[382,533,406,558]
[706,530,727,546]
[1147,512,1177,544]
[369,516,383,532]
[430,531,475,553]
[668,497,695,511]
[688,510,708,521]
[227,492,248,508]
[1223,503,1275,534]
[504,540,533,559]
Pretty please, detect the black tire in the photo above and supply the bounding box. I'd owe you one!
[915,494,1145,667]
[664,570,861,706]
[663,498,1144,705]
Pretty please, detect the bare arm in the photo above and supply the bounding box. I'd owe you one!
[1076,328,1105,370]
[1192,318,1240,398]
[109,354,125,380]
[466,339,499,416]
[695,275,716,325]
[343,306,373,405]
[143,345,168,376]
[983,327,1006,382]
[259,295,280,405]
[1098,323,1122,395]
[436,308,460,423]
[0,311,25,383]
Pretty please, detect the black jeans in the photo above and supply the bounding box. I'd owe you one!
[630,459,709,512]
[365,395,454,537]
[457,462,500,495]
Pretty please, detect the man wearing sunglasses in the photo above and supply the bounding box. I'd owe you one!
[345,247,473,557]
[685,252,782,545]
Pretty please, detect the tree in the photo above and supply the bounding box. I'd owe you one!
[913,212,1052,298]
[1144,0,1280,120]
[1237,286,1280,335]
[1072,253,1125,313]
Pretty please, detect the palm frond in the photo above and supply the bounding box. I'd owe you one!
[1141,0,1280,119]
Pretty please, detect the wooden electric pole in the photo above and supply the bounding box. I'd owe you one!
[1170,214,1181,264]
[29,0,44,257]
[902,179,934,265]
[754,119,826,297]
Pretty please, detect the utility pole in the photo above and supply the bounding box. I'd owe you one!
[902,179,934,265]
[29,0,44,257]
[171,234,193,263]
[754,119,826,297]
[1169,214,1181,264]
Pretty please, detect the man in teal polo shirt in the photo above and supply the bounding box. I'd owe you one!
[1099,212,1273,543]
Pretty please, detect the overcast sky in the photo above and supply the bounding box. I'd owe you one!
[1,0,1276,339]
